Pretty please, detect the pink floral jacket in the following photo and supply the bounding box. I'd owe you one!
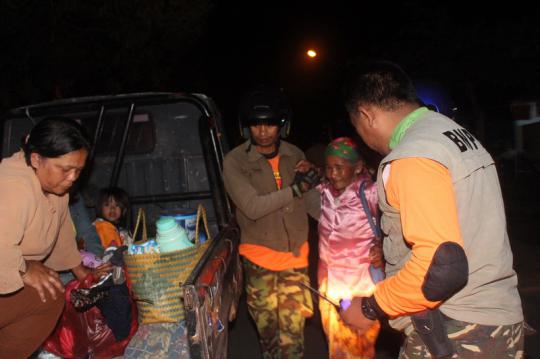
[317,175,378,302]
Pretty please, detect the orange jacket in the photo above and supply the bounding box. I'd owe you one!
[94,219,123,249]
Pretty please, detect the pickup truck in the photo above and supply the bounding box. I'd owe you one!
[1,92,243,359]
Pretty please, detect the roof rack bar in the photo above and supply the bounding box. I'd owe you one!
[129,191,213,204]
[87,105,106,167]
[109,103,135,187]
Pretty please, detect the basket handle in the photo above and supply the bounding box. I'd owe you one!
[132,208,148,243]
[194,204,211,246]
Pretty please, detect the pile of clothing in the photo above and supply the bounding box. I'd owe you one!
[40,246,138,359]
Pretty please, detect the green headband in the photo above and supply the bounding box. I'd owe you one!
[324,137,359,162]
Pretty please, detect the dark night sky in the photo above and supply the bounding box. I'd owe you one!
[1,1,539,152]
[202,2,540,150]
[206,2,540,91]
[205,2,540,89]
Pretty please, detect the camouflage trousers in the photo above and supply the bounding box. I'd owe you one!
[400,316,524,359]
[242,258,314,359]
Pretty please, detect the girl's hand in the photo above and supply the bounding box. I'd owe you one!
[93,263,113,279]
[22,260,64,302]
[71,262,113,282]
[369,245,384,268]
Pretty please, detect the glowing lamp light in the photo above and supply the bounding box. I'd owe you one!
[326,279,376,302]
[306,49,317,58]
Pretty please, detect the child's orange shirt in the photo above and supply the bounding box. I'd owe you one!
[94,219,123,248]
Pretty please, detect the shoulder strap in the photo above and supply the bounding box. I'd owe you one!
[359,181,381,238]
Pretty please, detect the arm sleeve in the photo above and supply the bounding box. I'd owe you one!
[303,188,321,221]
[43,202,82,271]
[0,180,30,294]
[373,158,465,316]
[69,197,104,256]
[223,156,295,220]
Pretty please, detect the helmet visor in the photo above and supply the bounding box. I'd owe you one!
[243,115,286,128]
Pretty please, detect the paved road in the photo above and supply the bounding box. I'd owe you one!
[228,170,540,358]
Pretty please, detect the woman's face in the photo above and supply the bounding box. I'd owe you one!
[102,197,123,223]
[30,148,88,196]
[325,155,362,194]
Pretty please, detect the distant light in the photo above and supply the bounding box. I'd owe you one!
[306,49,317,58]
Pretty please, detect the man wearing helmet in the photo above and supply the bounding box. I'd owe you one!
[223,87,320,358]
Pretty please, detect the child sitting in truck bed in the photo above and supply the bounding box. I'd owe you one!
[94,186,133,248]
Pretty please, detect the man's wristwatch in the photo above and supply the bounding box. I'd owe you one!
[361,295,387,321]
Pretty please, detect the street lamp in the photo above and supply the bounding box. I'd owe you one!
[306,49,317,59]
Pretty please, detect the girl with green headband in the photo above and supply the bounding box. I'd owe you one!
[317,137,383,358]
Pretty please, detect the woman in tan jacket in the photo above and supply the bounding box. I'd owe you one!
[0,117,108,358]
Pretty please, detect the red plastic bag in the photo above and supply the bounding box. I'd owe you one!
[43,274,138,359]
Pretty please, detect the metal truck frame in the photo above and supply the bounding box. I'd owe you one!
[1,92,242,358]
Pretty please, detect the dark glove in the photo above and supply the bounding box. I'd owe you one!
[291,168,321,197]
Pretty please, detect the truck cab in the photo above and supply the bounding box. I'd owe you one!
[1,92,242,358]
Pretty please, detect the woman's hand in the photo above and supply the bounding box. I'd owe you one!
[71,262,113,282]
[369,244,384,268]
[295,160,323,177]
[93,263,113,279]
[22,260,64,302]
[295,159,314,173]
[293,160,322,194]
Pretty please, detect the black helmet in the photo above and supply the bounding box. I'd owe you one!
[238,87,292,139]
